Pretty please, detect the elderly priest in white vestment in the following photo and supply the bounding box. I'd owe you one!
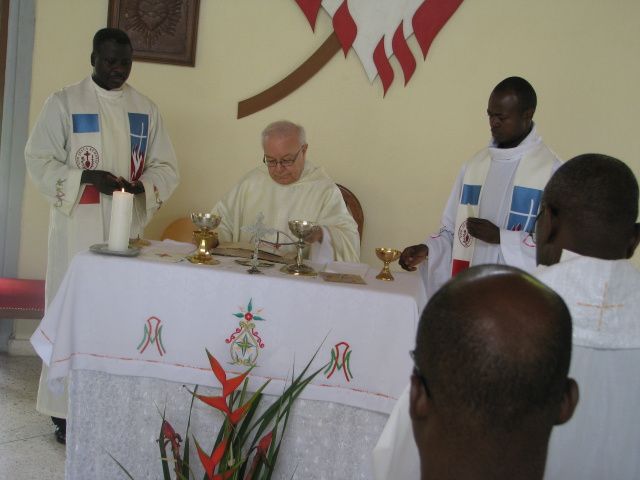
[372,153,640,480]
[211,120,360,263]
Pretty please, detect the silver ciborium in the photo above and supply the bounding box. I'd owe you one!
[280,219,318,276]
[188,213,221,265]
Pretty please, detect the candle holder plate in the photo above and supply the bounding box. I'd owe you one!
[90,243,141,257]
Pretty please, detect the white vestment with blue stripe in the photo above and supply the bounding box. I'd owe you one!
[420,126,561,299]
[25,76,179,417]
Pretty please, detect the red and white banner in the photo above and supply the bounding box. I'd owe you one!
[295,0,464,94]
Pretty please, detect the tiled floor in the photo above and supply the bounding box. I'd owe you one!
[0,354,65,479]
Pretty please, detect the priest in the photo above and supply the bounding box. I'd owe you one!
[25,28,179,443]
[211,120,360,263]
[400,77,561,298]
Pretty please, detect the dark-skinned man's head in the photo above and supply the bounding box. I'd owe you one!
[410,265,577,479]
[91,28,133,91]
[536,153,640,266]
[488,76,537,149]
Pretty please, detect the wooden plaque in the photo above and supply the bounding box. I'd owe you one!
[108,0,200,67]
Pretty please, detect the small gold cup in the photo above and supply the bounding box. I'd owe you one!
[189,229,219,265]
[375,247,401,281]
[187,213,221,265]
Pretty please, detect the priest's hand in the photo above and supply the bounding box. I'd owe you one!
[81,169,123,195]
[303,225,323,244]
[466,217,500,244]
[400,244,428,271]
[119,178,145,195]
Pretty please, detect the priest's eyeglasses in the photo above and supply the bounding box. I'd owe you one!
[263,146,303,168]
[410,350,432,398]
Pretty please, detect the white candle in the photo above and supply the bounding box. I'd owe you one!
[108,189,133,251]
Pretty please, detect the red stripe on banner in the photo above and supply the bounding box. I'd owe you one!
[392,21,416,85]
[373,38,394,96]
[451,259,470,276]
[294,0,323,31]
[79,185,100,204]
[412,0,464,59]
[333,1,357,56]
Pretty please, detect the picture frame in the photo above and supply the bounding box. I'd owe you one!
[107,0,200,67]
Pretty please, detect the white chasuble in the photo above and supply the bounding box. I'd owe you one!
[211,162,360,263]
[25,76,179,417]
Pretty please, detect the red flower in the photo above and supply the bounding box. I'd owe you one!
[195,438,237,480]
[256,431,273,457]
[244,312,253,321]
[161,419,182,451]
[206,349,251,397]
[245,431,275,479]
[195,392,254,426]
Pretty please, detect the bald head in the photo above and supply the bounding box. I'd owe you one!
[536,153,640,265]
[413,265,572,433]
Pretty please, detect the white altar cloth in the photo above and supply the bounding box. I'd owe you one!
[32,245,426,414]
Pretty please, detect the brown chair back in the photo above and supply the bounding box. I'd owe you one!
[337,184,364,243]
[161,217,196,244]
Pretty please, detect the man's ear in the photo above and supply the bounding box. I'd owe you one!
[555,378,579,426]
[522,107,535,123]
[409,374,430,422]
[625,223,640,259]
[90,52,96,67]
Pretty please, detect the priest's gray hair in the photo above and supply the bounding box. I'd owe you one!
[261,120,307,147]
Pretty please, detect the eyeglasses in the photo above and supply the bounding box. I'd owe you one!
[410,350,432,398]
[263,146,304,168]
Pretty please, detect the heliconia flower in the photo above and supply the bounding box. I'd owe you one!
[206,349,251,398]
[245,431,275,480]
[194,392,254,426]
[256,431,273,457]
[161,419,182,450]
[195,393,230,415]
[195,438,227,480]
[227,399,253,425]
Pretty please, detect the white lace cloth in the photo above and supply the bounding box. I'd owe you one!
[67,370,388,479]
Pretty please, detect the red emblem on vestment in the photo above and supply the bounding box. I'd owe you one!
[458,220,472,247]
[74,146,99,170]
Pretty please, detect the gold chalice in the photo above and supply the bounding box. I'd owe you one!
[188,213,221,265]
[280,219,318,276]
[375,247,401,281]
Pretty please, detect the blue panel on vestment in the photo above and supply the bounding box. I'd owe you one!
[72,114,99,133]
[507,186,543,233]
[128,113,149,153]
[460,184,481,205]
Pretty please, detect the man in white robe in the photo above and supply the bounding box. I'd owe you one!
[400,77,561,298]
[373,153,640,479]
[25,28,179,442]
[535,153,640,479]
[211,120,360,263]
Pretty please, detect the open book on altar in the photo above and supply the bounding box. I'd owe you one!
[210,242,294,264]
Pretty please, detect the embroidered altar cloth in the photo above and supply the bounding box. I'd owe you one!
[31,243,427,414]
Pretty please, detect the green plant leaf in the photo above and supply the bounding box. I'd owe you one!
[106,451,137,480]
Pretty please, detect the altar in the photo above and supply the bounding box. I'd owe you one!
[31,242,427,479]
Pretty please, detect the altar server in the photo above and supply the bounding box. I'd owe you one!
[211,120,360,262]
[25,28,179,443]
[400,77,561,298]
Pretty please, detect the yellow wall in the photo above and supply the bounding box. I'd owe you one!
[18,0,640,281]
